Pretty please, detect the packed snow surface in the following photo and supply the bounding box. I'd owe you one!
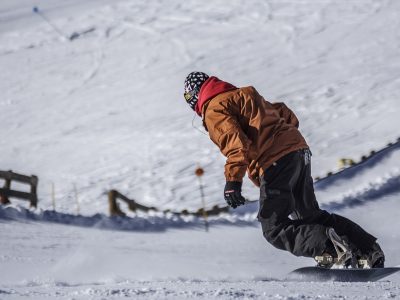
[1,195,400,299]
[1,0,400,299]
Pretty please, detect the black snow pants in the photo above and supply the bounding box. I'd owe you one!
[257,149,376,258]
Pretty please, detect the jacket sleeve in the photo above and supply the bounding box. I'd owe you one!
[205,108,251,182]
[272,102,299,128]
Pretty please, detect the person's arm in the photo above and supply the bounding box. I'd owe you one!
[205,107,250,208]
[205,108,251,182]
[272,102,299,128]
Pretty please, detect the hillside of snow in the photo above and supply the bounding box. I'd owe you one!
[1,0,400,299]
[1,0,400,214]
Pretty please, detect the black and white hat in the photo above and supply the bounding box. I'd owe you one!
[184,72,209,110]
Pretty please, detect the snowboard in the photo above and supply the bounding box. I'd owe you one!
[286,266,400,282]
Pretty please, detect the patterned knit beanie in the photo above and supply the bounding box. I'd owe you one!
[184,72,209,111]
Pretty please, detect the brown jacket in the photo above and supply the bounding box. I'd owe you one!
[201,83,308,187]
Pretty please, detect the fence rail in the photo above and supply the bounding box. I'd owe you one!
[108,189,229,217]
[0,170,38,208]
[108,189,156,216]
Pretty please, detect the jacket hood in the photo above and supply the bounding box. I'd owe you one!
[195,76,237,116]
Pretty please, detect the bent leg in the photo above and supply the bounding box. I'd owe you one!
[258,151,329,257]
[293,154,376,252]
[258,150,377,258]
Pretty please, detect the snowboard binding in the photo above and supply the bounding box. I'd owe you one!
[315,228,385,269]
[315,228,356,269]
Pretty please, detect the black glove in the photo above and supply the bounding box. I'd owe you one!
[224,181,246,209]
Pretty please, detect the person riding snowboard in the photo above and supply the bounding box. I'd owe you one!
[183,71,385,268]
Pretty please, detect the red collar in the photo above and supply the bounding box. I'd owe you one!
[195,76,237,116]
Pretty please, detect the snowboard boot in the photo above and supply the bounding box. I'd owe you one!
[315,228,356,269]
[357,242,385,269]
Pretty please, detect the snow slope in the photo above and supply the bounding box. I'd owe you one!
[1,0,400,214]
[0,194,399,299]
[1,0,400,298]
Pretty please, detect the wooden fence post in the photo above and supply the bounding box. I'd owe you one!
[30,175,38,208]
[0,177,11,205]
[74,184,80,215]
[51,182,56,211]
[108,189,126,217]
[195,166,209,232]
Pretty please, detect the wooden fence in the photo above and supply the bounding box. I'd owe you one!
[108,189,229,217]
[0,170,38,208]
[108,189,157,216]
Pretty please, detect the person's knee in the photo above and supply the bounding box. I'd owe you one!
[258,216,275,238]
[260,222,278,245]
[262,229,275,244]
[259,216,287,242]
[261,222,294,253]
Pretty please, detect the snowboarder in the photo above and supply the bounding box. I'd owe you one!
[183,71,385,268]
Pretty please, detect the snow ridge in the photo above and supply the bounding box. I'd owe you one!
[0,205,259,231]
[315,138,400,190]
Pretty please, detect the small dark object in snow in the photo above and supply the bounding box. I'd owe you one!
[69,27,96,41]
[195,167,204,177]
